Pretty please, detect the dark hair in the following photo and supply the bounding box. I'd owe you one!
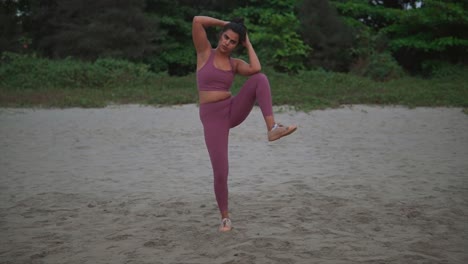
[221,18,247,44]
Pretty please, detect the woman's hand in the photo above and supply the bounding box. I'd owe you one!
[243,33,252,48]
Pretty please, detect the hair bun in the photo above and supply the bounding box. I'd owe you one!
[231,17,244,25]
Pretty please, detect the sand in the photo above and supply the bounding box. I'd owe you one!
[0,104,467,264]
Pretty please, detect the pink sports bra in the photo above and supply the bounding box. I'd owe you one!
[197,49,235,92]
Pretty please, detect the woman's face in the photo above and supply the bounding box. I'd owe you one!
[218,29,239,53]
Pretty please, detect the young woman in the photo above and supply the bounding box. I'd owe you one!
[192,15,297,232]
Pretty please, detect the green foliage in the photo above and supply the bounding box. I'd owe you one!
[233,5,310,73]
[333,0,468,75]
[421,61,468,79]
[2,0,467,78]
[332,0,407,78]
[351,51,405,81]
[384,0,468,52]
[144,0,220,76]
[385,0,468,72]
[332,0,403,29]
[262,12,311,73]
[216,0,311,74]
[389,35,468,52]
[160,46,196,76]
[153,11,197,76]
[1,53,467,109]
[0,52,155,90]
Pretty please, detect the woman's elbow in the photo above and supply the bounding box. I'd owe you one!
[193,16,201,24]
[253,65,261,74]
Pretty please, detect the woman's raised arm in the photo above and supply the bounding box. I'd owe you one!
[192,16,227,55]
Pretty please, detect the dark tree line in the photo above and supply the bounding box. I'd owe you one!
[1,0,467,78]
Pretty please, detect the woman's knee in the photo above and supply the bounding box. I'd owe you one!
[250,72,268,84]
[245,73,269,91]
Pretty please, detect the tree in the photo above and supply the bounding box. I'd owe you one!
[146,0,312,75]
[330,0,405,80]
[232,0,311,73]
[27,0,160,60]
[385,0,468,73]
[333,0,468,75]
[0,0,22,53]
[298,0,354,72]
[370,0,420,9]
[144,0,201,75]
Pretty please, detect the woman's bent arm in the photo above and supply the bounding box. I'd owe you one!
[235,34,262,76]
[192,16,227,54]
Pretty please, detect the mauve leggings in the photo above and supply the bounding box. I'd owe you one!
[199,73,273,213]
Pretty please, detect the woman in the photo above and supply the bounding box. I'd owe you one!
[192,15,297,232]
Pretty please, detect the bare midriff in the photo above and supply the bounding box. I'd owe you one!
[199,91,232,104]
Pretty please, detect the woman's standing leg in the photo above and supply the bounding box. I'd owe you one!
[199,101,232,231]
[203,122,230,216]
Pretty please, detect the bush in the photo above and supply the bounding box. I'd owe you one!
[350,52,405,81]
[421,60,468,79]
[0,52,156,90]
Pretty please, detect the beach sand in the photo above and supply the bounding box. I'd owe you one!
[1,104,467,264]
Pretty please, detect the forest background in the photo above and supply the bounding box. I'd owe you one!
[0,0,467,110]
